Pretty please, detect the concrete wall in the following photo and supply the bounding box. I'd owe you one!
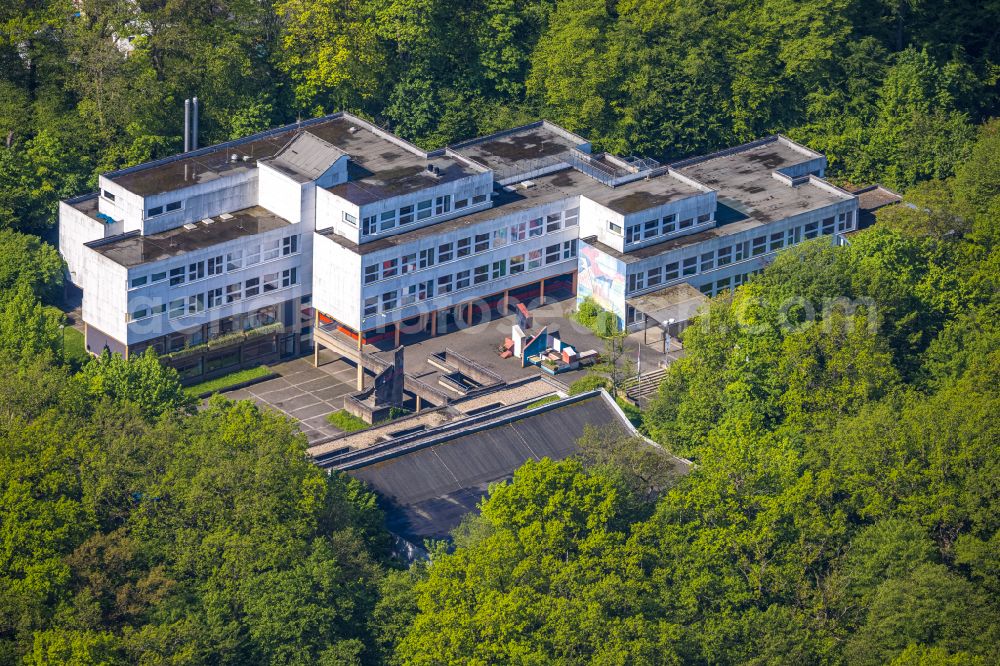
[259,163,308,224]
[315,187,361,241]
[620,189,717,253]
[312,233,362,325]
[59,200,112,286]
[79,249,130,343]
[96,179,144,231]
[137,172,259,235]
[578,196,626,252]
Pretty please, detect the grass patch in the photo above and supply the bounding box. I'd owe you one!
[526,395,560,409]
[326,410,370,432]
[62,326,89,367]
[184,365,272,397]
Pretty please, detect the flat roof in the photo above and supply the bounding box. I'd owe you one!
[87,206,292,267]
[107,113,482,199]
[451,122,585,175]
[260,131,347,183]
[675,139,849,223]
[626,283,707,324]
[319,166,703,256]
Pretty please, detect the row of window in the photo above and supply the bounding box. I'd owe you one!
[147,200,183,218]
[362,208,580,285]
[363,240,577,317]
[625,212,853,295]
[354,191,491,236]
[129,268,298,321]
[623,213,713,244]
[128,235,299,290]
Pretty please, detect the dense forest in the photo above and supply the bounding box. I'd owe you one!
[1,0,999,664]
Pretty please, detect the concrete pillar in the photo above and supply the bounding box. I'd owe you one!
[431,311,437,337]
[394,325,401,347]
[466,303,472,325]
[416,395,422,412]
[312,310,319,367]
[502,290,509,314]
[571,271,578,294]
[539,278,546,305]
[355,330,364,390]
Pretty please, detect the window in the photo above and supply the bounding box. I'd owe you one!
[282,235,298,255]
[609,221,622,235]
[665,262,679,280]
[438,242,453,262]
[437,274,453,294]
[130,275,147,289]
[188,293,205,315]
[245,277,260,297]
[169,267,185,286]
[364,264,379,284]
[751,236,767,256]
[343,211,358,226]
[716,276,732,292]
[643,219,659,239]
[663,214,677,233]
[717,246,733,266]
[419,248,435,269]
[382,290,398,311]
[166,201,182,212]
[683,256,698,276]
[207,255,224,276]
[207,288,223,309]
[529,217,544,237]
[226,250,242,272]
[626,225,641,244]
[679,217,693,229]
[417,199,433,220]
[434,195,451,215]
[169,298,185,319]
[382,257,398,278]
[364,296,378,317]
[510,254,525,274]
[399,205,414,226]
[698,213,712,225]
[700,283,713,295]
[401,253,417,274]
[262,239,280,261]
[546,244,560,264]
[735,241,748,261]
[152,271,167,283]
[472,193,488,205]
[547,213,562,233]
[629,273,645,293]
[647,266,663,287]
[474,233,490,253]
[130,307,148,321]
[418,280,434,299]
[455,198,469,209]
[787,226,802,245]
[562,239,577,260]
[821,216,835,235]
[102,189,115,202]
[528,249,542,270]
[510,222,526,242]
[380,210,396,232]
[226,282,242,303]
[457,237,472,257]
[769,233,783,252]
[262,272,279,292]
[151,303,166,315]
[493,227,508,247]
[246,245,260,265]
[701,251,715,271]
[456,270,471,290]
[188,261,204,282]
[492,260,507,279]
[281,267,298,287]
[804,222,819,239]
[147,205,163,218]
[564,207,579,227]
[401,284,418,306]
[474,265,489,284]
[362,216,377,235]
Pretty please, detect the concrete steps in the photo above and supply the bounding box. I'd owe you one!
[625,368,669,403]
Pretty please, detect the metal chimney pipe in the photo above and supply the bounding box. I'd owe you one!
[192,97,199,150]
[184,99,191,152]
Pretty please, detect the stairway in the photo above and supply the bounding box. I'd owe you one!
[625,368,669,404]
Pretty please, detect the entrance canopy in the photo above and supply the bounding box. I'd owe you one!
[627,283,707,328]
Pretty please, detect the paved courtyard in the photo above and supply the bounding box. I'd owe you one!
[223,356,358,443]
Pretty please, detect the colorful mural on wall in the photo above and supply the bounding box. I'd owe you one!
[576,241,626,324]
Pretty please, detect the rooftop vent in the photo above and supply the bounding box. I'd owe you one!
[230,153,239,162]
[183,223,198,230]
[348,126,359,133]
[219,213,234,220]
[201,218,215,225]
[520,180,536,189]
